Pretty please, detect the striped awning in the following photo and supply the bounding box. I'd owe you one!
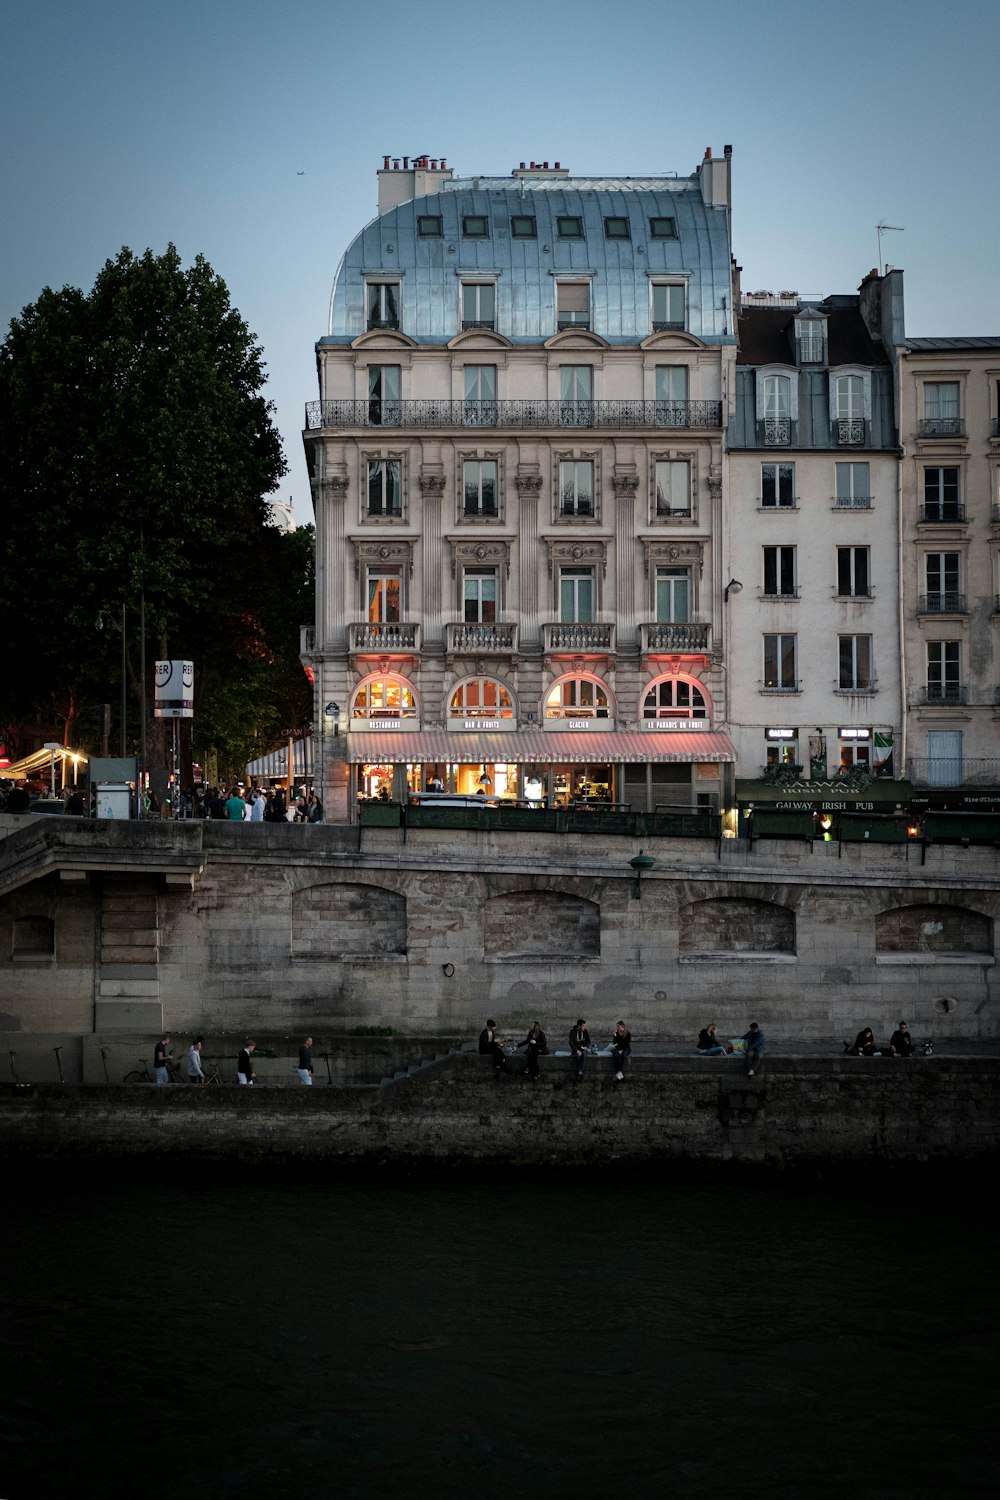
[345,729,736,765]
[246,739,315,779]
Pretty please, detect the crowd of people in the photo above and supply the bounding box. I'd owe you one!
[0,777,323,822]
[153,1034,316,1085]
[477,1017,633,1082]
[844,1023,929,1057]
[696,1022,767,1076]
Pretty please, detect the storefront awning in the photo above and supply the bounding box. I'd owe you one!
[346,729,737,765]
[246,740,314,779]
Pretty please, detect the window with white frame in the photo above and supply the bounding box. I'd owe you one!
[922,382,961,435]
[367,365,401,426]
[559,365,592,424]
[367,459,402,517]
[546,677,611,718]
[839,728,872,771]
[836,462,871,508]
[557,282,590,331]
[761,462,794,507]
[796,317,824,363]
[461,283,496,331]
[838,635,874,691]
[367,567,401,622]
[762,375,791,444]
[654,459,691,516]
[463,459,498,516]
[559,460,595,517]
[924,552,961,611]
[641,677,708,720]
[923,467,962,520]
[463,567,498,624]
[655,567,691,622]
[449,678,514,719]
[764,726,798,766]
[351,675,417,719]
[927,640,962,700]
[834,374,865,443]
[559,567,595,622]
[651,283,685,331]
[763,546,796,597]
[463,364,497,425]
[655,365,688,417]
[837,546,870,598]
[763,634,797,690]
[367,282,399,330]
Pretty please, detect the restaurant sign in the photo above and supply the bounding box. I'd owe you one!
[641,719,713,732]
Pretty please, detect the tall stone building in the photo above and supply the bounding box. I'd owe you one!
[896,337,1000,801]
[726,271,907,820]
[302,149,739,824]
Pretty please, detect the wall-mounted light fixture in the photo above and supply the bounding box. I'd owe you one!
[628,850,656,899]
[724,578,743,603]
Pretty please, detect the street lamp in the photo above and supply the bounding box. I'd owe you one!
[628,850,656,899]
[95,604,127,756]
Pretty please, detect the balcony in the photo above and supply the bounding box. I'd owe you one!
[305,398,723,432]
[918,593,967,614]
[918,418,964,438]
[833,493,872,509]
[300,625,316,654]
[543,622,615,654]
[461,319,495,332]
[920,504,966,523]
[917,684,968,705]
[761,418,792,446]
[907,757,1000,787]
[640,621,711,654]
[835,418,865,446]
[446,622,518,655]
[348,621,421,654]
[557,317,591,332]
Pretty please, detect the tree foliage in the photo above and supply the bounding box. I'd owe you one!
[0,245,311,771]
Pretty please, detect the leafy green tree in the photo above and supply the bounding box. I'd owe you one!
[0,245,301,769]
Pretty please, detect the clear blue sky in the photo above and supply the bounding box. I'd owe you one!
[3,0,998,524]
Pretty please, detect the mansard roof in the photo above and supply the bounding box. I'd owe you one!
[737,302,891,368]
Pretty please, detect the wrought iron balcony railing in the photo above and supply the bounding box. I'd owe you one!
[918,593,967,614]
[446,622,518,654]
[835,418,865,446]
[761,418,792,446]
[918,417,965,438]
[920,504,966,523]
[306,398,723,431]
[543,622,615,653]
[833,493,872,509]
[640,621,711,653]
[918,683,968,705]
[300,625,316,655]
[907,757,1000,787]
[461,319,495,332]
[348,621,421,653]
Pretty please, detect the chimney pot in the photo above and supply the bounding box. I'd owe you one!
[403,156,409,169]
[431,159,437,170]
[393,159,400,170]
[543,161,548,169]
[704,146,712,159]
[441,158,447,169]
[520,161,525,170]
[554,161,560,169]
[724,144,732,156]
[383,155,390,170]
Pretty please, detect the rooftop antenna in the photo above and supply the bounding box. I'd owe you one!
[876,221,904,276]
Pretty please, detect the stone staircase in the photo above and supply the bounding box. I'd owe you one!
[378,1040,476,1091]
[94,879,162,1032]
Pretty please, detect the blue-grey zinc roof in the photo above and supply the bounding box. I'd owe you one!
[325,177,735,345]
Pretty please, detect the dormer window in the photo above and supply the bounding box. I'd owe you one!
[796,316,825,363]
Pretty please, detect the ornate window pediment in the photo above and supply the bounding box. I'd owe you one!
[352,539,413,580]
[545,538,607,578]
[449,538,511,579]
[643,538,704,579]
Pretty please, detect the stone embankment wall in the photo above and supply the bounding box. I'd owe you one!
[0,817,997,1041]
[1,1056,997,1164]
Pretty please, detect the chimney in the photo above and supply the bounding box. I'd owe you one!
[377,152,455,214]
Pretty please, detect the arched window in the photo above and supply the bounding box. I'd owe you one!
[449,678,515,720]
[351,675,418,719]
[641,675,709,720]
[545,675,613,719]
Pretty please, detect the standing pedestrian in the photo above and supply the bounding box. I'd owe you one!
[297,1036,314,1085]
[237,1040,256,1085]
[569,1018,591,1081]
[153,1033,173,1086]
[187,1036,206,1084]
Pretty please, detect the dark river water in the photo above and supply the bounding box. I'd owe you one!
[1,1161,996,1500]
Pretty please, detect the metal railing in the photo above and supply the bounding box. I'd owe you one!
[446,622,518,653]
[836,418,865,446]
[543,622,615,652]
[918,593,967,614]
[907,757,1000,787]
[918,418,964,438]
[300,625,316,654]
[920,504,966,522]
[306,398,723,431]
[761,418,791,446]
[833,494,872,509]
[917,684,968,705]
[640,621,711,652]
[348,621,421,652]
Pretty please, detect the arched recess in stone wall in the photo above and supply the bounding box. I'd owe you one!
[875,904,992,955]
[292,883,406,958]
[484,890,600,962]
[680,897,795,955]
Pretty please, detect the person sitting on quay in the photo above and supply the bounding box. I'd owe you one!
[889,1022,914,1058]
[697,1024,730,1057]
[743,1022,766,1078]
[568,1018,591,1082]
[610,1020,632,1081]
[847,1027,880,1057]
[519,1022,547,1080]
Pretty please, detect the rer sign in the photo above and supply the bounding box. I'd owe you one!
[154,660,195,719]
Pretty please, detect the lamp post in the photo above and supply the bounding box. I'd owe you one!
[95,604,128,756]
[628,850,656,899]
